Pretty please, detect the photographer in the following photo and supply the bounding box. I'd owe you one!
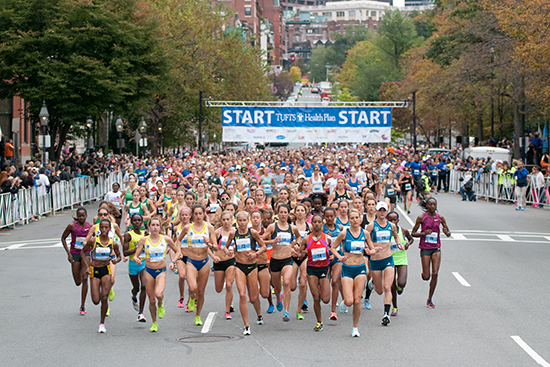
[459,172,476,202]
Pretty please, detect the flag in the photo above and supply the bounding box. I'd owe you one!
[543,124,548,152]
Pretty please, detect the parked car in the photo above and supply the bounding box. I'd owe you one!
[311,87,319,93]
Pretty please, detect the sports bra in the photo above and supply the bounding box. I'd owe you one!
[128,230,145,261]
[342,228,366,255]
[334,190,351,202]
[234,229,257,252]
[187,222,209,248]
[91,236,113,261]
[272,221,294,246]
[144,235,168,262]
[370,220,393,243]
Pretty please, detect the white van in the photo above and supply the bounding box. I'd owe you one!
[462,147,512,164]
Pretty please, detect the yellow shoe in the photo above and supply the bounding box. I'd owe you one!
[158,302,165,319]
[108,288,115,301]
[106,306,110,317]
[150,322,158,332]
[194,315,203,326]
[188,298,196,312]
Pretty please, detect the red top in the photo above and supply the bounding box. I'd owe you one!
[306,233,330,267]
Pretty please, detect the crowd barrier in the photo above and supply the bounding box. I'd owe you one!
[449,170,550,207]
[0,172,123,229]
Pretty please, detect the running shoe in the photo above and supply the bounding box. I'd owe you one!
[407,210,411,214]
[339,302,348,313]
[98,323,106,333]
[132,297,139,312]
[137,313,146,322]
[391,308,398,317]
[302,301,309,312]
[257,315,264,325]
[177,297,185,308]
[276,300,283,312]
[351,327,360,337]
[174,269,178,275]
[106,306,110,317]
[296,312,304,320]
[80,307,86,316]
[158,302,165,319]
[108,288,115,301]
[515,206,521,211]
[225,312,232,320]
[150,322,158,332]
[194,315,203,326]
[329,311,338,321]
[188,298,196,312]
[282,311,290,322]
[314,322,323,332]
[382,313,391,326]
[267,305,274,314]
[427,299,436,309]
[521,207,526,211]
[185,303,191,313]
[397,286,404,295]
[243,325,251,335]
[229,304,235,313]
[364,299,371,310]
[367,278,374,291]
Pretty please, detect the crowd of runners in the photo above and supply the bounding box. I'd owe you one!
[60,144,452,337]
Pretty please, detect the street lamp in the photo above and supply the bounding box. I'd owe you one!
[158,124,163,155]
[137,118,147,157]
[403,91,417,155]
[38,101,49,164]
[115,117,124,155]
[86,117,94,151]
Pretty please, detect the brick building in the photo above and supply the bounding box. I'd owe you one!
[0,97,33,165]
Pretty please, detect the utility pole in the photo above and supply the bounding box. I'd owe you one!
[198,90,203,153]
[412,91,417,155]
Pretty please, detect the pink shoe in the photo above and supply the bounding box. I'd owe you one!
[225,312,232,320]
[177,297,185,308]
[185,304,191,313]
[80,307,86,316]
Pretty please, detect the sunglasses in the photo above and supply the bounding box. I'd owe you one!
[98,213,109,217]
[220,197,229,201]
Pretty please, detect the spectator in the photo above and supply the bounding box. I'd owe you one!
[459,173,476,201]
[35,168,50,196]
[513,161,528,211]
[541,151,549,176]
[5,139,14,164]
[59,165,73,181]
[530,166,546,208]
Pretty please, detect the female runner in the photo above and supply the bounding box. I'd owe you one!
[61,207,91,315]
[169,207,191,310]
[387,211,413,316]
[122,214,147,322]
[363,196,378,309]
[262,204,301,322]
[139,186,156,226]
[411,197,451,308]
[331,209,377,337]
[124,189,151,229]
[291,203,311,319]
[134,217,181,332]
[297,215,331,332]
[251,210,273,315]
[212,211,236,320]
[81,219,121,333]
[382,170,400,213]
[398,167,414,214]
[225,211,266,335]
[365,202,402,326]
[178,204,217,325]
[323,207,343,321]
[120,176,138,209]
[328,178,353,205]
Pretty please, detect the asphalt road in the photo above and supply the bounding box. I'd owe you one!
[1,192,549,367]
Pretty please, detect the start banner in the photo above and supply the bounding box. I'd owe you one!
[222,106,392,143]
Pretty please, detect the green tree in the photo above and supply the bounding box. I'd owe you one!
[290,66,302,82]
[374,8,423,70]
[0,0,167,160]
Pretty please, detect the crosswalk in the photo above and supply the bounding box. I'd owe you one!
[2,230,550,252]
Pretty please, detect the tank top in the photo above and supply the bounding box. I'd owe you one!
[71,221,91,254]
[385,180,396,197]
[95,221,118,243]
[272,221,294,246]
[370,220,393,243]
[334,190,351,202]
[261,175,272,194]
[217,228,230,249]
[145,235,168,262]
[348,178,360,193]
[419,213,441,249]
[323,223,342,255]
[187,222,209,248]
[91,236,113,261]
[342,228,366,255]
[128,230,146,261]
[306,233,330,267]
[311,175,324,193]
[401,175,413,192]
[175,223,189,249]
[234,229,257,253]
[128,202,144,216]
[125,188,134,202]
[293,221,311,240]
[336,216,350,230]
[208,199,221,213]
[390,226,406,254]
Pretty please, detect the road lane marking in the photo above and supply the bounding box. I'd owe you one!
[395,205,414,227]
[511,336,550,367]
[201,312,217,333]
[544,236,550,242]
[497,235,515,242]
[452,234,467,240]
[452,272,471,287]
[254,339,286,367]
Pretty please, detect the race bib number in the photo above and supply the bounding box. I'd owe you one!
[219,236,228,248]
[405,184,412,191]
[387,189,395,196]
[264,185,271,191]
[236,238,252,252]
[426,232,439,244]
[148,248,164,262]
[413,169,420,176]
[390,243,400,253]
[210,203,220,213]
[180,235,188,248]
[376,230,391,243]
[311,247,327,262]
[279,232,291,246]
[74,237,86,250]
[94,247,111,261]
[350,241,365,254]
[129,208,141,215]
[192,233,206,248]
[299,230,308,239]
[157,207,163,214]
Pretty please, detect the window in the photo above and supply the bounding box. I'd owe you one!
[245,6,251,16]
[322,12,331,17]
[336,11,344,17]
[307,29,313,34]
[295,35,300,42]
[371,11,377,17]
[273,0,280,5]
[349,10,356,16]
